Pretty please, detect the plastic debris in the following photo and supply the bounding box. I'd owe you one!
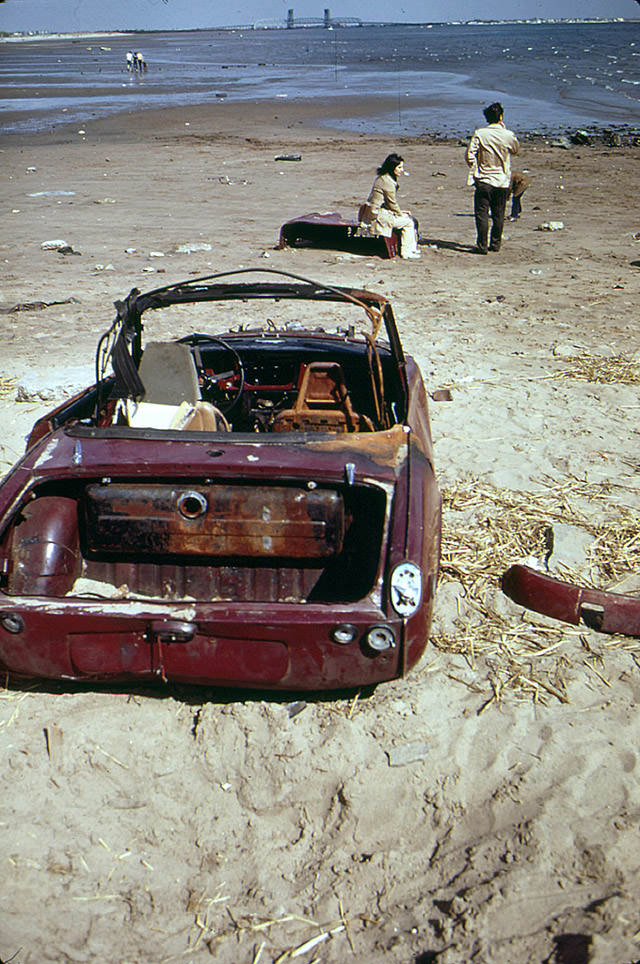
[175,242,212,254]
[537,221,564,231]
[41,239,68,249]
[274,154,302,161]
[29,190,76,197]
[386,741,430,767]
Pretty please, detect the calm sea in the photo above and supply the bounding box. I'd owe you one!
[1,20,639,137]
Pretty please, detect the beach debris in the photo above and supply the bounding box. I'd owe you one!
[571,129,592,145]
[93,263,115,272]
[545,522,595,573]
[175,242,212,254]
[386,741,430,767]
[93,197,117,204]
[286,701,307,718]
[551,136,572,149]
[274,154,302,162]
[430,388,453,402]
[41,239,68,249]
[26,166,37,172]
[149,251,165,258]
[77,130,86,135]
[537,221,564,231]
[529,268,543,275]
[125,247,137,254]
[58,245,81,256]
[28,190,75,197]
[260,251,271,259]
[3,297,80,314]
[16,367,91,403]
[632,232,640,243]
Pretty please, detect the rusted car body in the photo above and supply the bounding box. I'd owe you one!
[0,269,441,690]
[502,564,640,637]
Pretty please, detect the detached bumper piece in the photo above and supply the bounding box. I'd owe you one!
[502,564,640,637]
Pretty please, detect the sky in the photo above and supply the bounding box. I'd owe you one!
[0,0,636,33]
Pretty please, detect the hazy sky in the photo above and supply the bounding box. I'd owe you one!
[0,0,637,33]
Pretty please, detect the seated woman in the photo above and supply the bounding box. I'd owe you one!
[360,153,421,260]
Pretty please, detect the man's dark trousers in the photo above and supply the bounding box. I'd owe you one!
[474,181,509,252]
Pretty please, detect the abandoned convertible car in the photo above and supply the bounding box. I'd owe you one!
[0,269,440,690]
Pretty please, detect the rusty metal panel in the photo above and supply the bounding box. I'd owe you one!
[83,483,344,559]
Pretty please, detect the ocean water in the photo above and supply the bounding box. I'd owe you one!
[1,20,639,137]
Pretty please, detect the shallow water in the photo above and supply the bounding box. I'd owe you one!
[1,21,639,136]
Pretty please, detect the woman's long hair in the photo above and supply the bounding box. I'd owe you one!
[377,153,404,180]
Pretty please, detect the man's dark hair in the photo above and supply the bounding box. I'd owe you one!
[483,102,504,124]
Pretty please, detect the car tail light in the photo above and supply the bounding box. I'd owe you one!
[1,613,24,635]
[365,625,396,652]
[331,623,358,645]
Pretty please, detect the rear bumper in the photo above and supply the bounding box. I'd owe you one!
[502,564,640,637]
[0,597,409,690]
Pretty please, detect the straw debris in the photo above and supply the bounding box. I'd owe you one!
[552,353,640,385]
[432,476,640,702]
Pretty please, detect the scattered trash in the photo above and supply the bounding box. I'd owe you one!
[77,129,86,135]
[274,154,302,162]
[551,135,572,149]
[57,245,81,256]
[430,388,453,402]
[530,268,543,275]
[93,197,117,204]
[28,190,75,197]
[386,741,430,767]
[260,250,271,259]
[175,242,212,254]
[537,221,564,231]
[633,232,640,243]
[124,247,137,254]
[4,297,80,314]
[148,251,165,258]
[93,263,115,272]
[571,129,592,145]
[26,166,36,172]
[41,239,68,249]
[286,701,307,718]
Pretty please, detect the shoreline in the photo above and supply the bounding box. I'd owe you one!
[2,94,639,149]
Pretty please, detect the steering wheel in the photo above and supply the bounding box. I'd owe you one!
[179,334,245,414]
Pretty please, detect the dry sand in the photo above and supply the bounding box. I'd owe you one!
[1,100,640,964]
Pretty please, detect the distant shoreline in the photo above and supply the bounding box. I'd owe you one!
[1,17,637,43]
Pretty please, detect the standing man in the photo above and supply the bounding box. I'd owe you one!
[466,102,519,254]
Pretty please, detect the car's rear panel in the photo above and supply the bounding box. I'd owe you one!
[0,424,435,689]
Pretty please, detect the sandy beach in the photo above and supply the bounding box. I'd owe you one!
[1,99,640,964]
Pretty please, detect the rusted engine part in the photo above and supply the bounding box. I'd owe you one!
[502,564,640,637]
